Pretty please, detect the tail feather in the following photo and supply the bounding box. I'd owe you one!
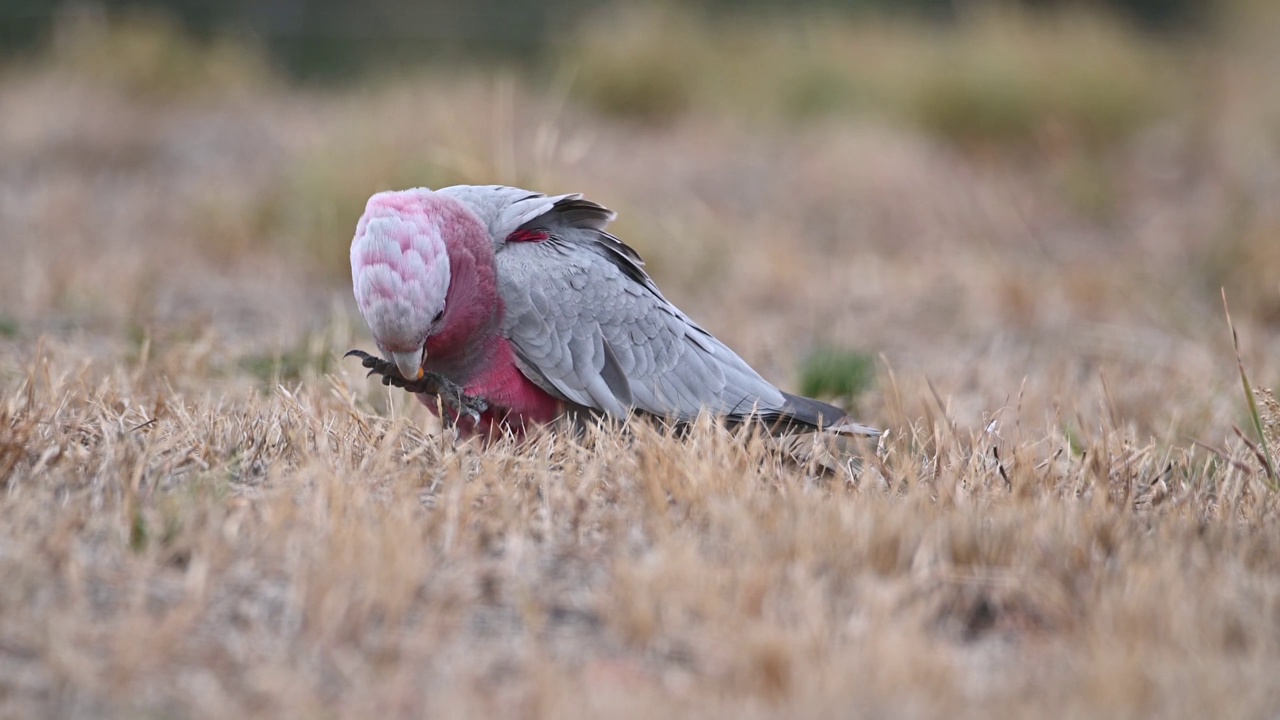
[763,392,880,437]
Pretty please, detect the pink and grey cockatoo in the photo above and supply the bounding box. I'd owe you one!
[348,185,878,439]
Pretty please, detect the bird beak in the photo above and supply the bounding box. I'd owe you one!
[390,349,424,381]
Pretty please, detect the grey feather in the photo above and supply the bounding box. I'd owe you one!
[599,338,633,408]
[447,184,878,436]
[438,185,617,247]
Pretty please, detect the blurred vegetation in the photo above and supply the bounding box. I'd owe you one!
[4,2,1215,153]
[798,348,876,408]
[12,3,1190,152]
[238,330,337,385]
[255,142,455,276]
[564,5,1180,149]
[1199,198,1280,330]
[36,7,274,99]
[0,0,1204,79]
[7,0,1275,295]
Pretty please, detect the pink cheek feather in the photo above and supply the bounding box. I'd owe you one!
[423,245,480,357]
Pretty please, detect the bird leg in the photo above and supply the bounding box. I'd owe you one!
[344,349,488,425]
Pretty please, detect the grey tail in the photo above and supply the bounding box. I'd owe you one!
[762,392,881,437]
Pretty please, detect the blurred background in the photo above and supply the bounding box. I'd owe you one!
[0,0,1212,79]
[0,0,1277,436]
[8,5,1280,716]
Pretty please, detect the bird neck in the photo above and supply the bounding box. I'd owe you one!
[422,236,502,384]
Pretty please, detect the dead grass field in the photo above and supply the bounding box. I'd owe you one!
[3,7,1280,718]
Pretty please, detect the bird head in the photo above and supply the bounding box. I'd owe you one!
[350,188,460,381]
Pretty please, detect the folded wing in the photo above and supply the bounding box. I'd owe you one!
[494,195,870,434]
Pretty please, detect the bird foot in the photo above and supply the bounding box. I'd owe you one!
[344,349,489,425]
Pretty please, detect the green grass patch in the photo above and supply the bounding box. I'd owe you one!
[798,348,876,406]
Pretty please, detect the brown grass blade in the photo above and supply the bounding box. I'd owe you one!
[1222,289,1278,489]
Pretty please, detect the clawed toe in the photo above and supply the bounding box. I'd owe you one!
[345,347,488,420]
[346,349,406,387]
[345,349,380,369]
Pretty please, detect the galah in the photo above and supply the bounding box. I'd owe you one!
[348,185,878,439]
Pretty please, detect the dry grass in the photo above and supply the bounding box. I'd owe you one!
[4,7,1280,718]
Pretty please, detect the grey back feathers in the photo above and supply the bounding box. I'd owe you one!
[438,185,615,248]
[446,185,877,436]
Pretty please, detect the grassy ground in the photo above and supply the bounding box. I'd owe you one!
[3,6,1280,718]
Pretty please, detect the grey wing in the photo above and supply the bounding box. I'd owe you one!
[496,240,792,423]
[437,185,616,248]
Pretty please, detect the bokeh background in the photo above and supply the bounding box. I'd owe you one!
[2,0,1277,432]
[0,0,1211,79]
[3,1,1280,716]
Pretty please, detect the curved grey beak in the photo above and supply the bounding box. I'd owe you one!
[390,349,424,381]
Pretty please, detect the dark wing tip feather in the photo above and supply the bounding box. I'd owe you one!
[544,197,617,231]
[772,392,881,436]
[526,195,655,295]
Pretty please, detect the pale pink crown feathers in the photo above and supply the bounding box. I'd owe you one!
[350,189,453,356]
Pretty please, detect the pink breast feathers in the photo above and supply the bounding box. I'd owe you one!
[416,336,563,439]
